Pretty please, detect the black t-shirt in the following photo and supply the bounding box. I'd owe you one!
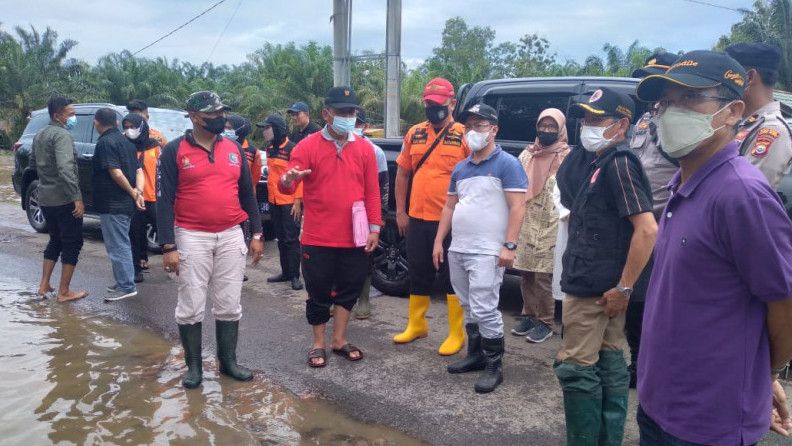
[289,121,321,144]
[92,128,139,215]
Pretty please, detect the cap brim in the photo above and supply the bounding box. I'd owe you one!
[325,102,358,109]
[459,110,498,124]
[287,108,302,113]
[423,94,451,105]
[632,66,668,78]
[255,121,269,128]
[636,73,721,102]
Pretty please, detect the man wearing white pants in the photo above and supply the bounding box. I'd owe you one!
[157,91,263,389]
[432,103,527,393]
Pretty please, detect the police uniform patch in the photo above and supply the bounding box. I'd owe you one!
[637,120,649,130]
[751,127,779,158]
[735,128,750,143]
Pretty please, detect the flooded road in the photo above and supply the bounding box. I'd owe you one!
[0,276,425,446]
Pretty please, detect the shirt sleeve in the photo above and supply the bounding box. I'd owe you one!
[604,153,653,218]
[156,139,180,245]
[719,182,792,301]
[501,154,529,191]
[363,146,383,229]
[373,144,388,173]
[745,125,792,189]
[395,130,413,170]
[102,138,123,170]
[54,130,81,202]
[279,140,309,195]
[448,168,459,195]
[235,144,262,235]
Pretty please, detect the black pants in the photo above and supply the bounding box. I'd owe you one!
[272,203,301,279]
[130,201,156,273]
[302,245,368,326]
[41,203,83,265]
[406,218,452,296]
[626,299,645,369]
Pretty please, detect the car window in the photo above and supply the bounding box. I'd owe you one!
[69,115,94,143]
[485,93,575,143]
[22,113,51,136]
[148,110,193,142]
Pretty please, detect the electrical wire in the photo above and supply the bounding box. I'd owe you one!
[207,0,244,62]
[682,0,743,12]
[132,0,227,56]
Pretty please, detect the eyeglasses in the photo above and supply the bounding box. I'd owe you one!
[465,122,493,132]
[581,115,617,126]
[657,92,733,112]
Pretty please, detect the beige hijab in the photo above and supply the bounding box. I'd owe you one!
[522,108,570,201]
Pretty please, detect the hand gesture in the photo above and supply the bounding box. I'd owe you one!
[596,288,630,317]
[283,165,312,186]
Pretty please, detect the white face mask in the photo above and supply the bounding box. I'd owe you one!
[465,129,490,152]
[580,122,617,152]
[124,127,141,140]
[222,129,237,140]
[657,103,731,159]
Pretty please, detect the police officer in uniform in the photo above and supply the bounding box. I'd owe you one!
[726,42,792,190]
[625,52,681,389]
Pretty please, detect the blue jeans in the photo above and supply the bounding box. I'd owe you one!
[99,213,136,293]
[637,406,756,446]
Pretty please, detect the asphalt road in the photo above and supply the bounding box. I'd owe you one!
[0,200,790,446]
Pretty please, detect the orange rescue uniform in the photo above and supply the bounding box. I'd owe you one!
[267,137,302,204]
[396,121,469,221]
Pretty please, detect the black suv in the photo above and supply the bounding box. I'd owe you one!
[370,76,792,296]
[12,103,272,248]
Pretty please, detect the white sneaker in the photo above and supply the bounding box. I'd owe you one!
[104,289,138,302]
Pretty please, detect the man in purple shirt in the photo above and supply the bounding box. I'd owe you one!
[636,50,792,445]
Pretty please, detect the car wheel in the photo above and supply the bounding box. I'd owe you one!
[25,180,48,233]
[371,219,409,297]
[146,223,162,253]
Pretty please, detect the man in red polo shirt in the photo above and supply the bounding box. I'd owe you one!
[279,86,382,368]
[157,91,264,389]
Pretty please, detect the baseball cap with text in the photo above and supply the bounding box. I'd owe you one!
[636,50,747,102]
[423,77,455,104]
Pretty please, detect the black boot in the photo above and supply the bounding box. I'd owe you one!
[448,323,485,374]
[178,322,203,389]
[291,276,304,290]
[474,336,504,393]
[267,273,288,283]
[215,320,253,381]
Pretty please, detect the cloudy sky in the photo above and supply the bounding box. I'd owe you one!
[1,0,753,67]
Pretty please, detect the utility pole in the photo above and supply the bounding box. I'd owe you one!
[384,0,401,137]
[332,0,352,87]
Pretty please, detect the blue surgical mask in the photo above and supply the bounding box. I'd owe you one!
[331,115,356,134]
[222,129,237,140]
[64,115,77,130]
[353,128,364,136]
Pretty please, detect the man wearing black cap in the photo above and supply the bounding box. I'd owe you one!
[635,50,792,445]
[279,86,382,368]
[625,51,681,389]
[432,103,527,393]
[127,99,168,147]
[554,87,657,443]
[156,91,264,389]
[287,101,321,144]
[726,42,792,189]
[257,114,303,290]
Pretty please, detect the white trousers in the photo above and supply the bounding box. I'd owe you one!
[448,251,505,339]
[174,225,247,325]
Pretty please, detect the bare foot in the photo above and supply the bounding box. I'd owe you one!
[37,286,55,297]
[57,290,89,302]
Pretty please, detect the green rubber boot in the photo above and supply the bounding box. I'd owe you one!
[554,360,602,446]
[354,275,372,320]
[215,320,253,381]
[178,322,203,389]
[597,350,630,446]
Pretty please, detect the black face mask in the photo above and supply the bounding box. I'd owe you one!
[425,104,449,124]
[536,131,559,146]
[202,116,227,135]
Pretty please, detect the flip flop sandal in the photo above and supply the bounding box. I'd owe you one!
[308,348,327,368]
[332,343,363,362]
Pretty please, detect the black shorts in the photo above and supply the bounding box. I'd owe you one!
[406,218,453,296]
[301,245,368,325]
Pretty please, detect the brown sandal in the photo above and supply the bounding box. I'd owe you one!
[308,348,327,368]
[332,343,363,362]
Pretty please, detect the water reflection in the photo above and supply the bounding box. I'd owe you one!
[0,278,424,446]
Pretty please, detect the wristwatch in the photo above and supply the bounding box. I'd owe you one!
[252,233,263,241]
[503,242,517,251]
[616,285,633,298]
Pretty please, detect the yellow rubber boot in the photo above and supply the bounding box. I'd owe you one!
[438,294,465,356]
[393,294,430,343]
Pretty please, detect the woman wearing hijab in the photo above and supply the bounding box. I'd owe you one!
[511,108,570,343]
[122,113,161,283]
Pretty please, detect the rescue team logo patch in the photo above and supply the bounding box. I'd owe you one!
[181,156,194,169]
[410,128,428,144]
[751,128,779,158]
[589,89,603,103]
[228,152,240,166]
[735,128,750,143]
[443,133,463,147]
